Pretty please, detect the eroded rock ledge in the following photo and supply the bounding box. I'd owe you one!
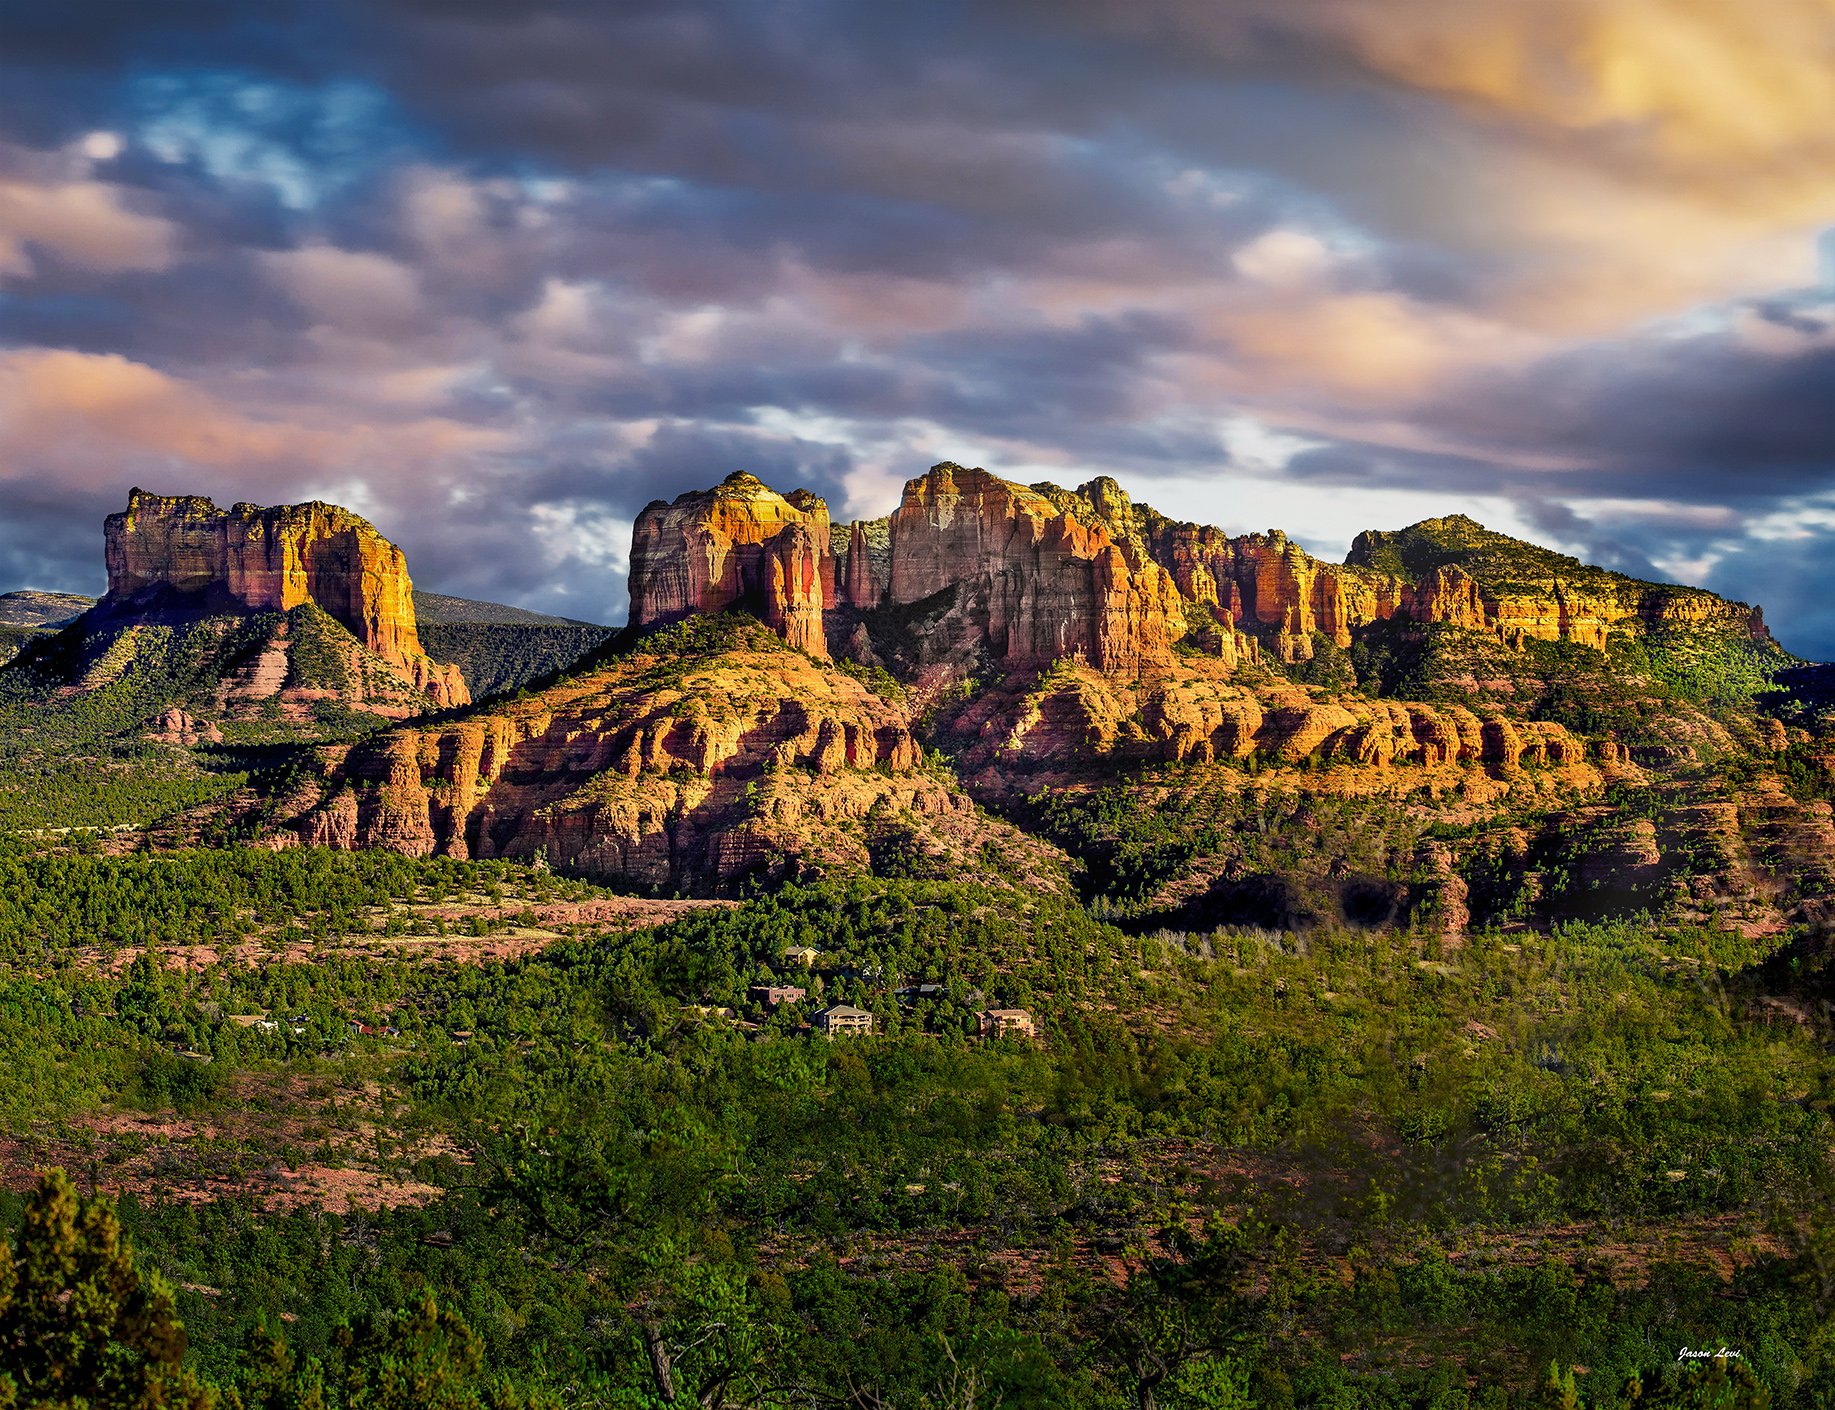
[103,488,467,706]
[629,463,1773,674]
[281,630,1059,894]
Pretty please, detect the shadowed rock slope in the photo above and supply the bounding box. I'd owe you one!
[274,616,1062,896]
[0,492,471,749]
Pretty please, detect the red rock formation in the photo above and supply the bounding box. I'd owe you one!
[628,472,834,657]
[1136,518,1407,663]
[762,522,830,656]
[884,463,1187,673]
[936,656,1586,779]
[841,519,883,608]
[143,707,223,747]
[102,489,466,706]
[1411,841,1471,943]
[283,635,1024,893]
[626,462,1780,685]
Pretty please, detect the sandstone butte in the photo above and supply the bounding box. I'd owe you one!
[103,488,468,707]
[270,459,1783,902]
[628,474,833,658]
[282,620,1064,893]
[628,463,1771,672]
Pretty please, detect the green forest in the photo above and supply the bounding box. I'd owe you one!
[0,572,1828,1407]
[0,838,1827,1407]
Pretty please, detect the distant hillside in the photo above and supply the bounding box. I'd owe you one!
[411,592,612,698]
[0,590,96,667]
[411,590,602,628]
[1346,513,1711,607]
[416,623,615,699]
[0,590,96,630]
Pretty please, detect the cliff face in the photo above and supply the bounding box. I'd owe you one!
[1136,518,1409,663]
[934,656,1591,784]
[628,473,834,657]
[876,464,1193,673]
[284,619,1062,894]
[624,463,1780,686]
[103,489,466,706]
[1346,517,1772,652]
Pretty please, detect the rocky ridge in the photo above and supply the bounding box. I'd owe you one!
[630,462,1775,675]
[277,618,1059,894]
[513,462,1807,917]
[103,489,467,707]
[54,463,1818,932]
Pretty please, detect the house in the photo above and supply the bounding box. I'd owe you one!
[978,1008,1036,1040]
[813,1004,873,1037]
[782,945,821,966]
[749,984,807,1008]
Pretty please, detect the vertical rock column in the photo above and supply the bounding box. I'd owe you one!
[101,488,468,706]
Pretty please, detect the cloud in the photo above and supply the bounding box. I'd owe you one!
[0,168,176,276]
[0,348,318,484]
[0,346,509,535]
[260,242,421,332]
[1,0,1835,651]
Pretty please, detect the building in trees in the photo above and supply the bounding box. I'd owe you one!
[813,1003,873,1036]
[979,1008,1037,1039]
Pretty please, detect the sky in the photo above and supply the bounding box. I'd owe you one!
[2,2,1834,649]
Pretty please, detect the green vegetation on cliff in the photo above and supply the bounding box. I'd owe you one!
[416,621,613,698]
[1347,515,1665,604]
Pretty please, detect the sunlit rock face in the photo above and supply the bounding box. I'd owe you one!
[878,463,1190,674]
[101,488,467,706]
[626,462,1779,680]
[628,472,835,658]
[1136,518,1409,664]
[1346,518,1774,651]
[283,634,1015,896]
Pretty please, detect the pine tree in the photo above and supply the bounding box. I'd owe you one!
[0,1168,214,1409]
[1535,1361,1578,1410]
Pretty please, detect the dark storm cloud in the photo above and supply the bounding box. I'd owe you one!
[1416,318,1835,501]
[0,486,115,601]
[520,423,857,518]
[2,0,1834,652]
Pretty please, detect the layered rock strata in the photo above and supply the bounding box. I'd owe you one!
[937,657,1586,780]
[628,473,834,658]
[282,629,1062,893]
[877,464,1193,673]
[629,463,1774,680]
[1346,519,1770,652]
[626,461,1776,679]
[102,489,466,706]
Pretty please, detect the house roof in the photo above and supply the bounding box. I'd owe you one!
[817,1004,872,1019]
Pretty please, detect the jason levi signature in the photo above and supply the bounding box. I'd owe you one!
[1677,1347,1743,1363]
